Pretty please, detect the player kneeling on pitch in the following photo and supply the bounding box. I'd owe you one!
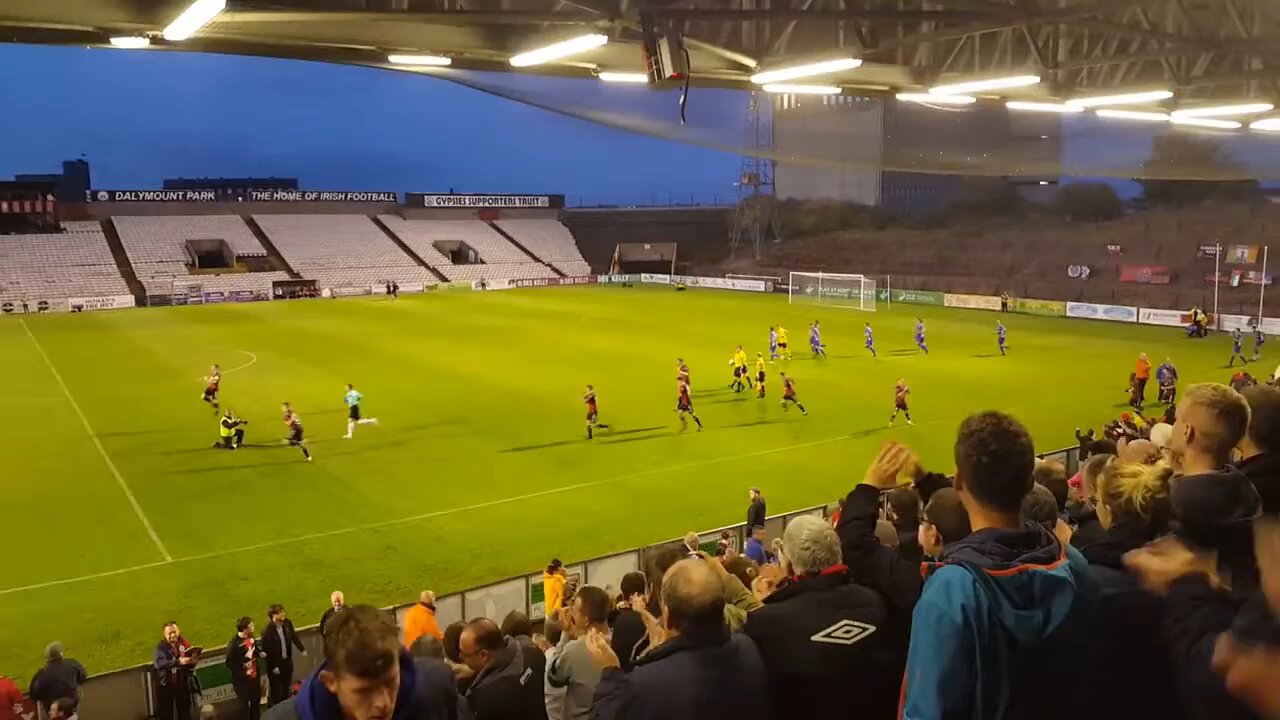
[215,410,248,449]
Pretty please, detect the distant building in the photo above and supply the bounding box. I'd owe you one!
[771,93,1061,217]
[14,159,91,203]
[163,176,298,201]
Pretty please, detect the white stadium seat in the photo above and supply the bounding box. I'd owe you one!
[253,215,437,289]
[0,224,130,302]
[112,215,286,295]
[377,217,557,282]
[494,219,592,276]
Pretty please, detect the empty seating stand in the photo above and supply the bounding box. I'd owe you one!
[253,215,436,290]
[0,224,130,304]
[377,217,556,282]
[111,215,287,296]
[495,219,593,276]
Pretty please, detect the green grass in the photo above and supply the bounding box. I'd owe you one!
[0,285,1253,678]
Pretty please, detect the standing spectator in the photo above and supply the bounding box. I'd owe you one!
[745,516,904,720]
[886,487,923,563]
[547,586,610,720]
[609,573,649,673]
[747,488,766,530]
[744,526,768,564]
[404,591,444,650]
[459,618,548,720]
[153,622,199,720]
[1082,462,1185,720]
[899,412,1095,720]
[28,642,85,720]
[540,622,566,720]
[681,532,700,556]
[261,605,305,708]
[225,616,264,720]
[1032,459,1069,514]
[1135,352,1153,408]
[500,611,534,649]
[1068,453,1114,550]
[0,674,24,720]
[319,591,345,636]
[917,488,972,559]
[1168,383,1263,593]
[586,559,768,720]
[1239,385,1280,514]
[543,560,567,618]
[266,605,461,720]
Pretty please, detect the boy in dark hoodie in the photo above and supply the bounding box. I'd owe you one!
[900,411,1097,720]
[265,605,460,720]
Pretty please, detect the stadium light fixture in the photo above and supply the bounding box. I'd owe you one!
[896,92,976,106]
[109,36,151,49]
[1006,101,1083,114]
[509,34,608,67]
[1170,117,1243,129]
[762,84,842,95]
[1066,89,1173,108]
[1250,118,1280,132]
[162,0,226,41]
[388,54,452,67]
[1171,102,1274,118]
[597,72,649,84]
[1095,109,1169,122]
[928,74,1040,96]
[749,58,862,85]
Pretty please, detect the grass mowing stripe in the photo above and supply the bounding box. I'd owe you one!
[19,319,173,562]
[0,428,874,596]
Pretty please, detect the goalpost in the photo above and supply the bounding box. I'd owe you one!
[788,271,878,312]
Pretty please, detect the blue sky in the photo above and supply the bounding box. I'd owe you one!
[0,45,746,206]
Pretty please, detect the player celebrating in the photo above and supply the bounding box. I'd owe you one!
[201,364,222,413]
[809,322,827,359]
[755,352,767,398]
[889,379,913,427]
[584,385,609,439]
[730,345,749,393]
[343,384,380,439]
[776,324,792,360]
[914,319,929,355]
[281,402,313,461]
[768,327,779,363]
[676,358,691,387]
[864,323,877,358]
[996,320,1008,356]
[1254,327,1266,361]
[676,379,703,432]
[1229,328,1250,367]
[779,373,808,415]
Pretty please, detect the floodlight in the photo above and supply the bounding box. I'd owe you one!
[762,84,842,95]
[1006,101,1083,114]
[749,58,862,85]
[162,0,226,41]
[1095,109,1169,122]
[896,93,976,105]
[509,34,608,67]
[109,36,151,49]
[1171,103,1274,118]
[1066,90,1173,108]
[388,54,452,66]
[598,72,649,84]
[1170,117,1243,129]
[928,74,1040,95]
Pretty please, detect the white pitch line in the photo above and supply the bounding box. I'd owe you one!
[224,350,258,375]
[19,319,173,563]
[0,429,856,596]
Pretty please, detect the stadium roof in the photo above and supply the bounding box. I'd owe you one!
[3,0,1278,100]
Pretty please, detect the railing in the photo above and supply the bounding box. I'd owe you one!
[78,444,1080,720]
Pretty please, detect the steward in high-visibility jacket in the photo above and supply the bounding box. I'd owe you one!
[216,410,247,449]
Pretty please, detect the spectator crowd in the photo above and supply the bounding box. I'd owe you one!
[7,381,1280,720]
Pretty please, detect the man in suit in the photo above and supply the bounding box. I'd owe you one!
[319,591,344,636]
[261,605,306,707]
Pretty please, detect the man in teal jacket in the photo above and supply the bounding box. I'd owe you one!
[900,411,1097,720]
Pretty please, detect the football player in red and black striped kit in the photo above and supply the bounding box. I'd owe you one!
[281,402,312,461]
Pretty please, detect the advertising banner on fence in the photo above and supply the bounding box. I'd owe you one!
[1,298,60,314]
[407,193,565,209]
[599,274,640,284]
[330,287,372,297]
[1119,265,1172,284]
[1227,245,1260,264]
[67,295,136,312]
[1138,308,1188,327]
[510,276,597,289]
[944,293,1002,311]
[1218,313,1256,332]
[879,289,945,306]
[640,273,671,285]
[89,189,397,203]
[1198,244,1221,258]
[202,291,228,304]
[672,275,769,292]
[1066,302,1137,322]
[1011,298,1066,316]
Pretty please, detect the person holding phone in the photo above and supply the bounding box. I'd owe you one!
[153,621,201,720]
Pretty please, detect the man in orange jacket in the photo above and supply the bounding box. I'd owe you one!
[1134,352,1152,410]
[544,558,567,617]
[402,590,443,650]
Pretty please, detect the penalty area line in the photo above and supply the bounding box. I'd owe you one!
[0,428,872,596]
[19,319,173,563]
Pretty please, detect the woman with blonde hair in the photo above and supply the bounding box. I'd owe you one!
[1083,462,1186,720]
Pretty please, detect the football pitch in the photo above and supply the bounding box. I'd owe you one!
[0,285,1249,676]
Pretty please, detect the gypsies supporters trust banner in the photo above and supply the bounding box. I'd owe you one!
[944,293,1002,311]
[1066,302,1138,323]
[1011,298,1066,317]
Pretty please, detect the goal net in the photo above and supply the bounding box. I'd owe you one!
[788,272,877,311]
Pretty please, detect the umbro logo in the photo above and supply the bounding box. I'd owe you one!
[810,620,877,646]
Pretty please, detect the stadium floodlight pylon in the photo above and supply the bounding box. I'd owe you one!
[788,271,877,311]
